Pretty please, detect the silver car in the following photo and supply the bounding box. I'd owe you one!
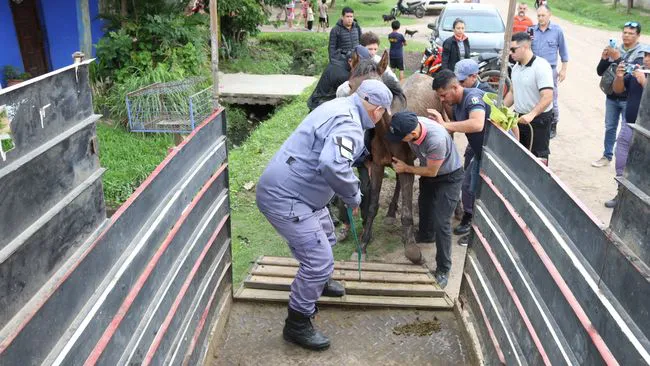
[428,3,505,55]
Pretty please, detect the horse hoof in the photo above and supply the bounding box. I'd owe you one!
[404,244,425,265]
[383,216,397,226]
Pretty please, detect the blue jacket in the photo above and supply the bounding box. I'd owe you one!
[256,94,373,218]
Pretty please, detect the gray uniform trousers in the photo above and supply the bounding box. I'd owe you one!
[262,208,336,315]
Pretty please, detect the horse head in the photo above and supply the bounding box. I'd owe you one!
[348,50,390,92]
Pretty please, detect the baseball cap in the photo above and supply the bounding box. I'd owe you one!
[346,45,372,61]
[454,59,479,81]
[356,79,393,114]
[387,111,419,142]
[641,44,650,54]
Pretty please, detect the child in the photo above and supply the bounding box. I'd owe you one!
[318,0,328,33]
[307,3,315,31]
[388,20,407,81]
[286,0,295,29]
[302,0,309,29]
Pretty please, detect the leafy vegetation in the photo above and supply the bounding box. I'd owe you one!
[521,0,650,31]
[96,123,175,208]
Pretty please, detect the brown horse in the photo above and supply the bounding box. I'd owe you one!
[349,64,445,264]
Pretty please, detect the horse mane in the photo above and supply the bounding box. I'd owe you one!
[381,73,407,112]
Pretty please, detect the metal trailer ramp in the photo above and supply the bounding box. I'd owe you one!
[209,256,467,366]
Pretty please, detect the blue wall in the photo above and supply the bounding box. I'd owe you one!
[1,0,103,87]
[41,0,81,70]
[0,1,25,85]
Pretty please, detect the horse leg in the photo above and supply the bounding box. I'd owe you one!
[383,178,400,226]
[399,172,423,264]
[361,162,384,253]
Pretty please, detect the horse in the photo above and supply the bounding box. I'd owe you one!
[348,53,446,264]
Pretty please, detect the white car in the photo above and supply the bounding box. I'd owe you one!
[422,0,448,11]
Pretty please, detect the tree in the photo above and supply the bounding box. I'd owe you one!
[627,0,634,13]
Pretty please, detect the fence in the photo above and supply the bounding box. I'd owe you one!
[0,62,232,365]
[126,78,214,134]
[460,104,650,363]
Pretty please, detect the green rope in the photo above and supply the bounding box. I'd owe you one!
[346,207,362,280]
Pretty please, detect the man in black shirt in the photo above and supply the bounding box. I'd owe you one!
[605,44,649,208]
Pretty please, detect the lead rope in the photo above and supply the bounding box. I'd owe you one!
[346,207,362,280]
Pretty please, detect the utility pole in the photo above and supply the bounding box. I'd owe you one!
[209,0,220,110]
[497,0,517,107]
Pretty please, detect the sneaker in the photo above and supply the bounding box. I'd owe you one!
[433,270,449,289]
[458,235,469,246]
[453,213,472,235]
[591,156,611,167]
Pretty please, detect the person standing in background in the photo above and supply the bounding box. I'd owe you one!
[513,3,533,34]
[530,5,568,139]
[307,2,315,31]
[318,0,329,32]
[388,20,407,81]
[441,18,470,72]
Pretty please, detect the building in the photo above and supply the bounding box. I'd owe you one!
[0,0,104,87]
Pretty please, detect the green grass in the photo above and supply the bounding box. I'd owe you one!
[341,0,418,27]
[96,123,175,208]
[221,32,330,75]
[521,0,650,31]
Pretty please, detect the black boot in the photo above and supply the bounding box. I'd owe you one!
[453,213,472,235]
[605,192,619,208]
[322,279,345,297]
[283,308,330,350]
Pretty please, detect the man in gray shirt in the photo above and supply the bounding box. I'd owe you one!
[389,111,463,288]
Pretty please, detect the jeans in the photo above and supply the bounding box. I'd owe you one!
[551,66,559,126]
[461,157,481,215]
[418,168,463,273]
[615,122,634,177]
[603,98,627,160]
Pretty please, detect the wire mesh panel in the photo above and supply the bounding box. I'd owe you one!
[126,77,213,133]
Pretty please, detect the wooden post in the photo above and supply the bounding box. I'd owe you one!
[209,0,220,110]
[497,0,517,107]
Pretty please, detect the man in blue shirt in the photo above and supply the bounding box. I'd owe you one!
[531,4,568,139]
[257,79,393,350]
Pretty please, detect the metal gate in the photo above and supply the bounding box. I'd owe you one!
[460,93,650,364]
[0,62,232,365]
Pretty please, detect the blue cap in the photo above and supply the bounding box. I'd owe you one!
[641,44,650,54]
[346,45,372,61]
[454,59,480,81]
[356,79,393,114]
[387,111,419,142]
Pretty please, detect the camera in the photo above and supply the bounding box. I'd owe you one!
[609,39,617,48]
[625,63,637,74]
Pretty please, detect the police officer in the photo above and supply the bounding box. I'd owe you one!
[388,111,463,288]
[256,79,393,350]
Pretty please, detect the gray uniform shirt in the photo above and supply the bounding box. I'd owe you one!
[256,94,373,218]
[408,117,462,176]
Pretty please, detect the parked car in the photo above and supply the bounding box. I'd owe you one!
[422,0,448,11]
[427,3,505,55]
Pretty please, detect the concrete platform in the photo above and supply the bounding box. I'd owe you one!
[218,73,316,105]
[209,302,469,365]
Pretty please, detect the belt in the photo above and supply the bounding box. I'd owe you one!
[514,110,553,118]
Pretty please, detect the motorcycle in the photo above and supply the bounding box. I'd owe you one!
[418,39,444,76]
[473,52,514,96]
[390,0,426,19]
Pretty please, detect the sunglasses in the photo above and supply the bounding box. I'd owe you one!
[625,21,640,28]
[509,46,521,53]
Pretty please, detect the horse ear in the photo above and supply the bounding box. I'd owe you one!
[351,51,360,70]
[378,50,389,75]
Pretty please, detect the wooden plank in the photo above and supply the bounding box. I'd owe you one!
[244,275,445,297]
[251,264,435,284]
[234,288,453,309]
[258,256,430,274]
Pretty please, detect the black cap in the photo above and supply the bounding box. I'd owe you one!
[387,111,419,142]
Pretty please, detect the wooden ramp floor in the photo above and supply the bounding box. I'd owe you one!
[235,256,454,309]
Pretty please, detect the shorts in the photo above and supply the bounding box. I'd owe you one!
[319,16,327,23]
[390,57,404,71]
[518,110,553,159]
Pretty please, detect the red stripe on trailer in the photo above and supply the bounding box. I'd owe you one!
[480,172,619,366]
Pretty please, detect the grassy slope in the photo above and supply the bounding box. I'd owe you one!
[346,0,417,27]
[96,123,175,208]
[521,0,650,31]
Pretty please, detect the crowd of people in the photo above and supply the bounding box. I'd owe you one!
[255,1,648,352]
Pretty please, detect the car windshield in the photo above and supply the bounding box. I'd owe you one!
[441,11,504,33]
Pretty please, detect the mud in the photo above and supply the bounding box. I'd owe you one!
[392,316,442,337]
